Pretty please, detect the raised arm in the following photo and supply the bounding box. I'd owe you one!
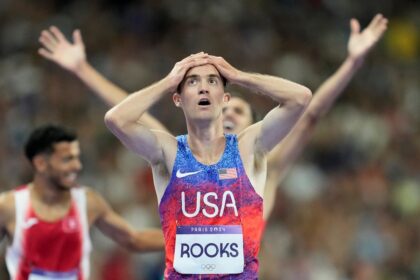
[38,26,168,132]
[210,56,312,154]
[267,14,388,178]
[87,189,164,252]
[104,53,209,164]
[263,14,388,219]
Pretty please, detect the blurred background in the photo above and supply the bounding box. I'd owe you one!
[0,0,419,279]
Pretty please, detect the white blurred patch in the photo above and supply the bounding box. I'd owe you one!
[282,163,326,203]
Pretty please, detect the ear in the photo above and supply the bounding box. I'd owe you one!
[173,92,182,107]
[223,92,231,103]
[33,154,48,173]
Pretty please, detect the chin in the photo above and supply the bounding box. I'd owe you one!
[54,186,72,192]
[59,181,77,190]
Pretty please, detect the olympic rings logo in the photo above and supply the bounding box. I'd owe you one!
[201,264,216,271]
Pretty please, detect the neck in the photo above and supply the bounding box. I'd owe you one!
[31,176,71,205]
[186,118,226,165]
[187,119,224,141]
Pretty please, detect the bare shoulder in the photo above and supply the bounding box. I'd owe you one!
[84,186,101,201]
[0,191,15,223]
[83,187,109,225]
[84,187,108,209]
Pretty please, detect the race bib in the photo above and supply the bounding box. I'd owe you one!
[28,268,78,280]
[173,225,244,274]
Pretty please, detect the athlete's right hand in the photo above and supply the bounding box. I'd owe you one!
[166,52,209,93]
[347,14,388,63]
[38,26,86,73]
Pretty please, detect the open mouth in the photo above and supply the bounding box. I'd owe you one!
[198,98,211,106]
[65,172,78,183]
[223,120,236,131]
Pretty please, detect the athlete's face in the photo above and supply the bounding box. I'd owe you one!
[222,96,253,134]
[40,141,82,190]
[173,64,230,122]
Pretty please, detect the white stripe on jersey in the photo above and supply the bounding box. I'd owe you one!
[5,186,92,280]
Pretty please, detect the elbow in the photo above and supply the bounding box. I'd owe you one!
[282,87,312,112]
[124,232,164,253]
[296,87,312,108]
[125,242,160,253]
[126,243,148,253]
[125,243,142,253]
[104,109,116,128]
[110,234,138,252]
[104,109,125,133]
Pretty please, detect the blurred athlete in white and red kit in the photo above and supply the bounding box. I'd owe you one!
[0,124,164,280]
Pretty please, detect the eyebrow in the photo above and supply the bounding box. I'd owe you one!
[208,74,222,80]
[184,74,199,80]
[184,74,222,80]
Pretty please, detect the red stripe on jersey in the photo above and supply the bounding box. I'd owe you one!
[15,200,83,279]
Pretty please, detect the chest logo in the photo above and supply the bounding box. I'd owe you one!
[22,218,38,229]
[176,169,203,178]
[62,217,78,233]
[181,191,238,218]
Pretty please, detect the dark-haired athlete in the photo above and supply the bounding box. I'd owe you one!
[0,124,164,280]
[104,52,311,278]
[38,14,387,226]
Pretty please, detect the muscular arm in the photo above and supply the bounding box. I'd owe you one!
[38,26,168,132]
[104,53,209,165]
[267,14,388,179]
[263,14,388,219]
[209,56,312,155]
[87,189,164,252]
[238,73,312,153]
[266,57,364,176]
[104,76,176,165]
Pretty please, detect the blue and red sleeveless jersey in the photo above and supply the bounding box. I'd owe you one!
[159,134,263,279]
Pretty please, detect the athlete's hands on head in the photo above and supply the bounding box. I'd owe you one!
[208,55,241,84]
[168,52,210,93]
[167,53,245,92]
[38,26,86,73]
[348,13,388,62]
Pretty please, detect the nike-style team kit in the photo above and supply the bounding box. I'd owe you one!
[159,134,264,279]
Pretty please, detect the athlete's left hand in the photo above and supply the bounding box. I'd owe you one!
[347,13,388,62]
[208,55,242,84]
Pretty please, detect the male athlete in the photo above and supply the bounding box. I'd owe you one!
[0,124,164,280]
[38,14,387,225]
[104,52,311,278]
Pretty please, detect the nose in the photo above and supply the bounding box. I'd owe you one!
[198,82,209,95]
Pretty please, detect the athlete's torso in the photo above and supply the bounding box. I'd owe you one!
[6,186,92,280]
[159,134,263,279]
